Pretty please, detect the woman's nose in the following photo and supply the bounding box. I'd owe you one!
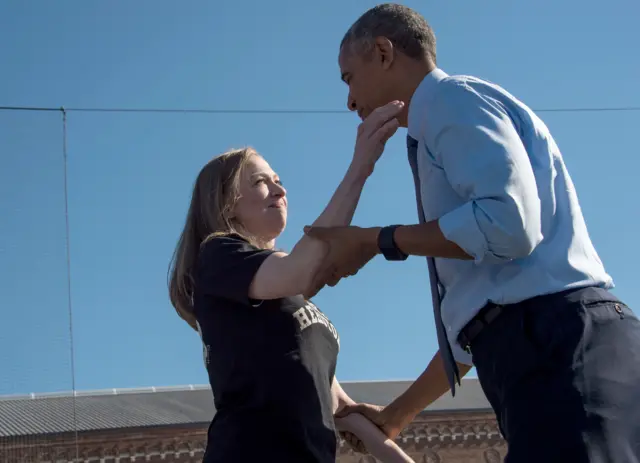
[272,182,286,197]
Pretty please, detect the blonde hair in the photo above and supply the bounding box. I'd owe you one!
[168,147,259,330]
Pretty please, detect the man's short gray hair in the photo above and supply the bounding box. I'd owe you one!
[341,3,436,64]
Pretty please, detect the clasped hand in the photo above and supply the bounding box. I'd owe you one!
[303,101,404,298]
[334,403,403,454]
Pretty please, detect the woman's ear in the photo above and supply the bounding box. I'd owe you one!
[223,203,236,221]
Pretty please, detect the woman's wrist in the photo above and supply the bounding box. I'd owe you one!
[345,160,373,184]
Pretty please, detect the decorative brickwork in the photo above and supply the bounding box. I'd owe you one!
[0,412,505,462]
[0,380,502,462]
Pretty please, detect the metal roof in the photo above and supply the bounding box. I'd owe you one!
[341,378,491,413]
[0,378,490,438]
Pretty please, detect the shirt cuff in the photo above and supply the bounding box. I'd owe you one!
[438,201,488,264]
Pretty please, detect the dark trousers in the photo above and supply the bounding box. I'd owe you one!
[470,286,640,462]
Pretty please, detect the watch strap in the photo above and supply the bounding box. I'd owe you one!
[378,225,408,261]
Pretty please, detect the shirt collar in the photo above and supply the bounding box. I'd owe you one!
[408,68,449,138]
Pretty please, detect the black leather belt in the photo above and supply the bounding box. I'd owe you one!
[457,303,504,354]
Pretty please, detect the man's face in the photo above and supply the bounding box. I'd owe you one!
[339,44,393,121]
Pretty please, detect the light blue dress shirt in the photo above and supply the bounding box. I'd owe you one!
[407,68,613,364]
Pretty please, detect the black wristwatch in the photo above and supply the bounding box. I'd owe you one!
[377,225,408,261]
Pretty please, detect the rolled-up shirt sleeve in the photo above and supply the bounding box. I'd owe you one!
[424,82,543,264]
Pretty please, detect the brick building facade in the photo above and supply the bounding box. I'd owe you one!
[0,379,506,462]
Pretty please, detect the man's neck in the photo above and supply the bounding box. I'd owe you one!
[398,59,435,127]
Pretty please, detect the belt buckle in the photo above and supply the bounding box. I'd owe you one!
[459,332,472,355]
[460,303,503,355]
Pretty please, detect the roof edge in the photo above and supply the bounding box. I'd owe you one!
[0,377,481,401]
[0,384,211,401]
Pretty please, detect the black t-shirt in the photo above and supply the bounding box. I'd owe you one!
[193,234,341,463]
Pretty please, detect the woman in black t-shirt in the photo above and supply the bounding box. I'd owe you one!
[167,103,413,462]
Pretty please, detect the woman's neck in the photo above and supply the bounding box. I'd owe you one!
[262,239,276,250]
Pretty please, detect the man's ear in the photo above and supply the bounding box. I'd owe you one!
[375,37,395,70]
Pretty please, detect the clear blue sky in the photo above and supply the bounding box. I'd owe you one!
[1,0,638,396]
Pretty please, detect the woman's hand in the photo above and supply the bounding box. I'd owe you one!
[335,411,415,463]
[351,101,404,178]
[336,402,404,440]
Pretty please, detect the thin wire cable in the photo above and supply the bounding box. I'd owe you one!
[61,108,80,463]
[0,106,63,112]
[1,104,640,114]
[68,107,350,114]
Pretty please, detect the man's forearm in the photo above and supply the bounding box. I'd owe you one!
[383,351,472,430]
[359,221,471,260]
[393,221,472,259]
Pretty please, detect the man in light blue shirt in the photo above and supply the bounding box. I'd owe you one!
[408,66,615,365]
[305,3,640,462]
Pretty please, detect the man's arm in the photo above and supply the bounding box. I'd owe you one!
[305,81,544,294]
[332,378,416,462]
[381,351,472,433]
[392,221,472,259]
[385,82,543,262]
[418,81,543,264]
[334,352,472,442]
[338,81,545,262]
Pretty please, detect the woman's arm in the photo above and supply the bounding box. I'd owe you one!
[248,102,403,300]
[332,378,415,463]
[249,164,369,300]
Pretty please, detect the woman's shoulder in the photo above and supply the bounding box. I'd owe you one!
[197,232,272,274]
[203,231,250,245]
[200,232,256,255]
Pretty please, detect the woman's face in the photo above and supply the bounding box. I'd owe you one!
[232,155,287,247]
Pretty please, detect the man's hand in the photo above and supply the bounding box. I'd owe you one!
[302,225,380,298]
[336,403,404,453]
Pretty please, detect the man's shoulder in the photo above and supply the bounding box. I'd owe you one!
[411,71,468,105]
[409,75,479,137]
[438,73,524,113]
[432,74,518,116]
[409,69,522,138]
[432,73,499,102]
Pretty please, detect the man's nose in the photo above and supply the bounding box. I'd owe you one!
[347,94,357,112]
